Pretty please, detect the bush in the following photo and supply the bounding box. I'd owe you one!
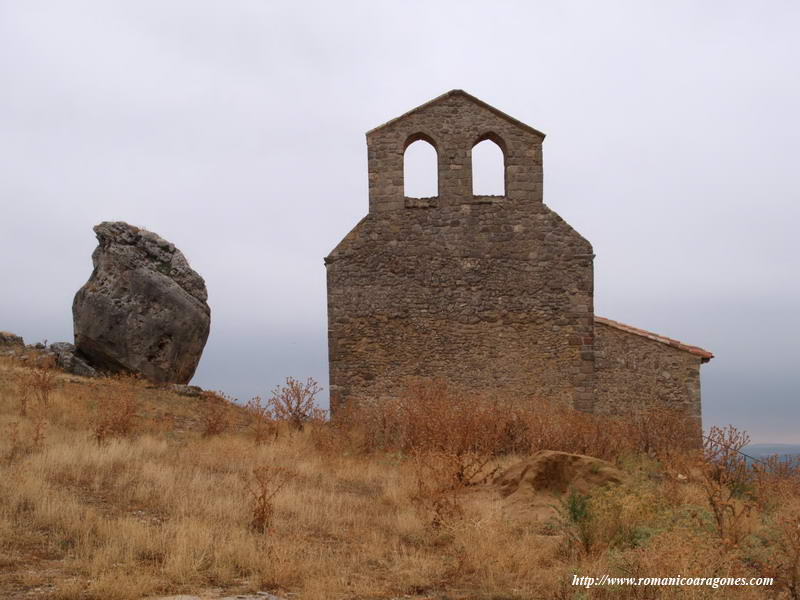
[268,376,323,431]
[409,450,468,531]
[245,396,276,444]
[328,378,699,461]
[91,375,141,445]
[201,391,232,437]
[245,465,294,533]
[13,353,58,415]
[4,417,47,462]
[699,424,755,550]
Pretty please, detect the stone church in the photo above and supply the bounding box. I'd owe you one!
[325,90,712,420]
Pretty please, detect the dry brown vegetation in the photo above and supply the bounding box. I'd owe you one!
[1,356,798,599]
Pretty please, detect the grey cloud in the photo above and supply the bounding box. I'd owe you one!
[1,0,798,441]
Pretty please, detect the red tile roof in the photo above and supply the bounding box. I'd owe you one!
[595,316,714,362]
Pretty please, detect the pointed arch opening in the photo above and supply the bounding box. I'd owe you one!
[403,135,438,198]
[471,134,506,196]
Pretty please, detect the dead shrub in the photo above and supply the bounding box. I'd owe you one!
[4,414,47,462]
[13,353,58,415]
[331,379,702,465]
[337,379,513,457]
[4,421,22,462]
[31,411,47,449]
[410,450,466,532]
[91,375,141,445]
[245,396,277,444]
[700,424,755,550]
[751,454,800,513]
[629,404,701,457]
[409,448,497,533]
[773,509,800,600]
[28,354,58,406]
[522,399,633,459]
[12,372,32,416]
[201,391,231,437]
[245,465,294,533]
[308,418,345,456]
[268,376,322,431]
[148,412,175,436]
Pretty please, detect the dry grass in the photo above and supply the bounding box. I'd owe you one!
[0,357,797,599]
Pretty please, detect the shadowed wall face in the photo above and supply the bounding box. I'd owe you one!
[326,91,595,411]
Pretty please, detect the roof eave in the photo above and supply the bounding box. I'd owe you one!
[595,316,714,361]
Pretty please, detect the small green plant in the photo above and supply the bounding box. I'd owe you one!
[557,488,593,555]
[565,488,590,523]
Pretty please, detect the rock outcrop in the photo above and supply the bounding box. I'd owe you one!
[73,221,210,384]
[0,331,24,348]
[49,342,98,378]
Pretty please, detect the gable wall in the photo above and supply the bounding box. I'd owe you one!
[327,94,595,412]
[366,92,544,213]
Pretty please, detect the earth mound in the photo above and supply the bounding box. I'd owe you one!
[492,450,625,523]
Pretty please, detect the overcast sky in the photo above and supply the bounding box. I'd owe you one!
[1,1,798,443]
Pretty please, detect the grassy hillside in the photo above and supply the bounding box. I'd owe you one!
[0,354,798,599]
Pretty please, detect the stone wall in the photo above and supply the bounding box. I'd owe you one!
[326,91,595,412]
[594,319,705,420]
[326,90,712,418]
[366,90,545,213]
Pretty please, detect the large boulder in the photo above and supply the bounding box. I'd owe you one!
[73,221,210,384]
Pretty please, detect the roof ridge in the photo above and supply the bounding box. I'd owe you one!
[366,89,546,137]
[595,316,714,362]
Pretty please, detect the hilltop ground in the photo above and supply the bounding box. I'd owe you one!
[0,353,798,600]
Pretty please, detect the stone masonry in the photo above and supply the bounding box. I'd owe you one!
[594,317,712,420]
[325,90,712,417]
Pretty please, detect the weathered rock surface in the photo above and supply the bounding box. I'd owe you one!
[73,221,210,384]
[49,342,98,378]
[170,383,204,397]
[0,331,24,348]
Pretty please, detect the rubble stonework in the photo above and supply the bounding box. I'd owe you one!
[325,90,712,416]
[594,318,712,419]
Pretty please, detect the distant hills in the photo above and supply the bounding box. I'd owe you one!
[743,443,800,459]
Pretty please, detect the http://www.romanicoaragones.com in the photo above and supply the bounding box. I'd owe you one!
[572,574,774,590]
